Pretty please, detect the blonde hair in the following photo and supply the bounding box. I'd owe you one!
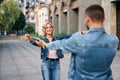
[42,22,54,36]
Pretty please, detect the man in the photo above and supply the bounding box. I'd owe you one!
[41,4,119,80]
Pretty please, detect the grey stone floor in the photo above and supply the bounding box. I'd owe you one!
[0,40,120,80]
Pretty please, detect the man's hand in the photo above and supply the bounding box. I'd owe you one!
[81,31,88,34]
[35,40,47,48]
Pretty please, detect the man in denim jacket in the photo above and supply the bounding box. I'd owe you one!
[41,5,119,80]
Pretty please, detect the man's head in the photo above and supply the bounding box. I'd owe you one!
[42,22,54,36]
[85,4,105,29]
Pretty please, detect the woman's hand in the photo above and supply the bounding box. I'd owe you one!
[24,33,33,42]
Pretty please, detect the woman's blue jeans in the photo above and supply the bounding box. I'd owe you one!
[41,59,60,80]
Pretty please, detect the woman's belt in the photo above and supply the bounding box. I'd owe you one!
[46,58,59,61]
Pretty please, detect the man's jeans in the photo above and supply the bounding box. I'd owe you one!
[41,59,60,80]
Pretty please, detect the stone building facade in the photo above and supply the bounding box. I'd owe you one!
[35,6,49,35]
[48,0,120,49]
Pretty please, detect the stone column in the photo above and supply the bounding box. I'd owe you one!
[59,12,67,33]
[102,0,117,34]
[67,1,79,33]
[67,9,78,33]
[51,5,59,34]
[53,14,59,34]
[110,3,117,35]
[59,2,67,33]
[102,0,112,34]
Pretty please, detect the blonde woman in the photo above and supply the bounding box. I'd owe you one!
[25,22,71,80]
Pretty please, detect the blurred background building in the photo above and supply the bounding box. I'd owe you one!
[17,0,52,35]
[17,0,120,49]
[48,0,120,49]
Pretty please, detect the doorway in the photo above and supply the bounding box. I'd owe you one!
[116,3,120,49]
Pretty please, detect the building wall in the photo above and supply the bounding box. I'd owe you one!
[49,0,101,33]
[101,0,116,34]
[33,0,120,48]
[34,6,39,34]
[38,7,49,35]
[48,0,119,35]
[116,2,120,49]
[34,6,49,35]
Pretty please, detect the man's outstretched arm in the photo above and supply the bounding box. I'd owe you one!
[42,33,78,53]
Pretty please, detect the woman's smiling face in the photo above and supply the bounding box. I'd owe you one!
[45,24,54,35]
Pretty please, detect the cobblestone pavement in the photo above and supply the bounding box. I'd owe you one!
[0,40,120,80]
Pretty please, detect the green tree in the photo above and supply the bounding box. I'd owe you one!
[0,2,5,31]
[12,11,26,33]
[0,0,4,3]
[0,0,20,31]
[24,25,35,34]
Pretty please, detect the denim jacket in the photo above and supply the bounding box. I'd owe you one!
[46,28,119,80]
[31,34,71,60]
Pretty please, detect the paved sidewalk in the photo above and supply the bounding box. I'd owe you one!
[0,40,120,80]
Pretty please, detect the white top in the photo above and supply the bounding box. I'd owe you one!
[48,50,58,59]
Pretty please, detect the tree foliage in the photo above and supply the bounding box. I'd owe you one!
[12,11,26,31]
[0,0,20,31]
[0,0,4,3]
[24,25,35,34]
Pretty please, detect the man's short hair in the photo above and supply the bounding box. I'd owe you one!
[85,4,105,22]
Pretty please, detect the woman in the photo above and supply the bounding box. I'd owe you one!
[25,22,71,80]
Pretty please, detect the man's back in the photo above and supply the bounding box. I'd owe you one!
[72,28,118,80]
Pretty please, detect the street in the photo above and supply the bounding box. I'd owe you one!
[0,40,120,80]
